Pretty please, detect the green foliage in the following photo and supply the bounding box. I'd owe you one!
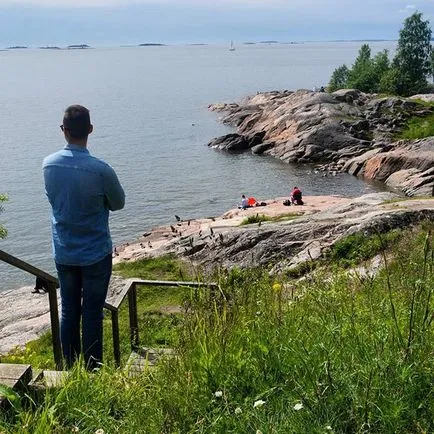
[396,112,434,140]
[241,213,301,226]
[329,46,392,93]
[329,229,402,267]
[113,254,188,281]
[393,12,433,96]
[240,214,271,225]
[347,44,375,92]
[0,194,7,239]
[328,13,433,96]
[0,333,55,369]
[4,226,434,432]
[328,64,350,92]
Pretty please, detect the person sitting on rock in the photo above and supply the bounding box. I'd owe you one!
[239,194,250,209]
[290,186,303,205]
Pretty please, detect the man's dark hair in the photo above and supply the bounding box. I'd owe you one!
[63,105,91,139]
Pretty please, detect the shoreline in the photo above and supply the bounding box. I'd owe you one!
[113,195,352,264]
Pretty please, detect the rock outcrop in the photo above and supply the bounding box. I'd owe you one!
[208,89,434,196]
[161,193,434,273]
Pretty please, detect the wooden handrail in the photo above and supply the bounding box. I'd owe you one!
[107,279,220,368]
[0,250,58,285]
[0,248,220,370]
[0,249,62,370]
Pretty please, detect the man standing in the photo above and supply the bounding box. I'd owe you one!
[43,105,125,369]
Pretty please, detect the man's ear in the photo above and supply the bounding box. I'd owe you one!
[89,124,94,135]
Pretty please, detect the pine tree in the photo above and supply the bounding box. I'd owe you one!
[393,12,433,96]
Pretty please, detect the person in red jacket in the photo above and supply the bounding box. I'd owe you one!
[290,187,303,205]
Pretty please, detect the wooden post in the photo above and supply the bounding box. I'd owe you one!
[128,283,139,351]
[111,310,121,368]
[46,282,63,371]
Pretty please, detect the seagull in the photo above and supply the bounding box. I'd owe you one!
[175,215,181,222]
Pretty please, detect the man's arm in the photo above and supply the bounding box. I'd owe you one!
[104,165,125,211]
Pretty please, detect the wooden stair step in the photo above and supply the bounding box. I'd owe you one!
[126,347,174,375]
[0,363,32,408]
[28,370,68,389]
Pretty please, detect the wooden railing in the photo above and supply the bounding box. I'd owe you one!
[105,279,219,367]
[0,249,63,370]
[1,249,219,369]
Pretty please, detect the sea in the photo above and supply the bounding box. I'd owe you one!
[0,41,396,290]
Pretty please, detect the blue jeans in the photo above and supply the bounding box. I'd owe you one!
[56,254,112,370]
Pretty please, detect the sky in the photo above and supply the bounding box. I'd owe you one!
[1,0,434,47]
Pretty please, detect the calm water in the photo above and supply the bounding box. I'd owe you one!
[0,42,395,289]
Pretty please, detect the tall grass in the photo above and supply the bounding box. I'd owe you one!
[1,226,434,433]
[396,112,434,140]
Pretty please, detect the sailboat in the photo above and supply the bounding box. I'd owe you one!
[229,40,235,51]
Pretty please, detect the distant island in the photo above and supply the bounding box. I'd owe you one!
[39,46,61,50]
[243,42,256,45]
[138,43,166,47]
[67,44,90,49]
[188,43,208,46]
[258,40,279,44]
[6,46,28,49]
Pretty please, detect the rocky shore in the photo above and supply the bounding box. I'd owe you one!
[2,193,434,354]
[208,89,434,197]
[117,193,434,273]
[2,88,434,355]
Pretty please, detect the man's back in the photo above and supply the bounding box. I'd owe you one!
[43,144,125,266]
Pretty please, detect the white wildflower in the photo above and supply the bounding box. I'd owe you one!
[253,399,266,408]
[234,407,242,415]
[214,390,223,398]
[256,430,263,434]
[95,430,105,434]
[71,427,79,433]
[293,402,304,411]
[325,426,333,431]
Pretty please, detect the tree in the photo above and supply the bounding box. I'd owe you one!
[0,194,7,239]
[328,64,350,91]
[393,12,433,96]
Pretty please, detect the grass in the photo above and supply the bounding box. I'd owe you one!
[327,229,403,267]
[2,226,434,432]
[240,212,301,226]
[395,112,434,140]
[382,196,434,205]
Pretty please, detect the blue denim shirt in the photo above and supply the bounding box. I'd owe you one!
[43,144,125,266]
